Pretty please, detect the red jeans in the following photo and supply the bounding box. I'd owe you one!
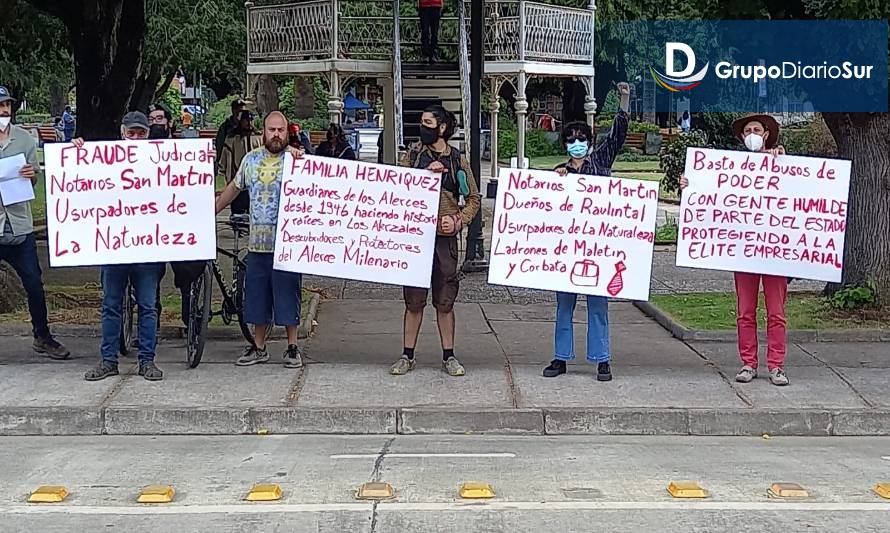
[734,272,788,370]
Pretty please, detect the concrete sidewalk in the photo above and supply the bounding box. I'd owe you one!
[0,299,887,437]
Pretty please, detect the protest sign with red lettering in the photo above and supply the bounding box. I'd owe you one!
[676,148,851,282]
[488,167,659,301]
[273,155,440,288]
[44,139,217,267]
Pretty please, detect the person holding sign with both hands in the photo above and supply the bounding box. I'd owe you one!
[680,113,790,386]
[215,111,306,369]
[75,112,166,381]
[542,82,631,382]
[390,105,481,377]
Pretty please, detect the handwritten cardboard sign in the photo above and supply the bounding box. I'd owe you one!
[676,147,851,282]
[44,139,217,267]
[488,167,659,301]
[273,155,440,288]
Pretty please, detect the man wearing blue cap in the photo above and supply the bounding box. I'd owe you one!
[0,86,70,359]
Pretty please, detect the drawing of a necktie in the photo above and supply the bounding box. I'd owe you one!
[607,261,626,296]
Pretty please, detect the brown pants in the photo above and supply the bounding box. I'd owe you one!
[404,236,459,313]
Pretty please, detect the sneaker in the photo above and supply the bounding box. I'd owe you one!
[769,367,790,386]
[33,337,70,360]
[597,362,613,382]
[235,345,269,366]
[543,359,567,378]
[284,344,304,368]
[390,355,416,376]
[84,362,119,381]
[735,366,758,383]
[443,356,466,377]
[138,361,164,381]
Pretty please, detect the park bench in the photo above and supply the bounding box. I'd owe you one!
[309,131,326,147]
[625,132,646,151]
[37,126,59,145]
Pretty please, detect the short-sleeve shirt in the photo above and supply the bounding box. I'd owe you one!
[233,147,286,253]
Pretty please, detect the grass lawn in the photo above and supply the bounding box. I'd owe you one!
[0,284,315,328]
[33,177,46,223]
[650,292,890,331]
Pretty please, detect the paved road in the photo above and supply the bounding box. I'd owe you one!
[2,435,889,531]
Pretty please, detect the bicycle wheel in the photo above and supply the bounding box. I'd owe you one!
[186,264,212,368]
[119,283,136,356]
[234,262,255,346]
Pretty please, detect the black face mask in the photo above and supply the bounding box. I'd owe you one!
[419,125,439,146]
[149,124,169,139]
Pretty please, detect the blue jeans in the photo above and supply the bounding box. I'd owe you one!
[0,234,51,339]
[554,292,610,363]
[100,264,161,365]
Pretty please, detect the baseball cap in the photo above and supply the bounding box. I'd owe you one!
[121,111,150,130]
[0,86,15,104]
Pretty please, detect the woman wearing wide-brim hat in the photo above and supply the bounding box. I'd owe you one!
[681,113,790,386]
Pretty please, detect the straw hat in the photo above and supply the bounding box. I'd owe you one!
[731,113,780,149]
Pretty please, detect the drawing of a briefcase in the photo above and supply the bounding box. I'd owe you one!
[570,259,600,287]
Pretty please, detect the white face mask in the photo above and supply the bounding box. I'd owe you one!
[0,116,10,130]
[744,133,764,152]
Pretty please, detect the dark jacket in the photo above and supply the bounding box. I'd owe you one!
[316,140,356,160]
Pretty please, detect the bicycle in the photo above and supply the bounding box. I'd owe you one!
[185,213,254,367]
[119,282,136,356]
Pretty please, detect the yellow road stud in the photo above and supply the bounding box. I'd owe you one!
[874,483,890,500]
[28,486,69,503]
[667,481,709,499]
[137,485,175,503]
[768,483,808,499]
[459,483,495,499]
[356,482,394,501]
[246,484,282,502]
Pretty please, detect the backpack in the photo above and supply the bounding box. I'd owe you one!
[407,145,462,198]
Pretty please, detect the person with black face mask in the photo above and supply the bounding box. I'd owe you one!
[390,105,481,378]
[148,103,175,140]
[147,103,205,331]
[315,123,356,160]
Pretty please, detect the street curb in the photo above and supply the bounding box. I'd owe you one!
[634,301,890,343]
[3,406,889,437]
[0,292,322,341]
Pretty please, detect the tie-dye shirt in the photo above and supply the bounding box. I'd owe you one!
[233,147,286,253]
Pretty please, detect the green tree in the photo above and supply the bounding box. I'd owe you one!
[0,0,73,115]
[691,0,890,305]
[25,0,146,139]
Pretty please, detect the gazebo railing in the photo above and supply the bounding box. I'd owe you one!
[246,0,595,66]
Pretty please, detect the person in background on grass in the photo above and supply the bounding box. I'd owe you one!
[390,105,481,378]
[680,113,789,386]
[218,110,263,215]
[0,85,70,360]
[61,105,75,141]
[543,82,631,383]
[315,123,356,160]
[419,0,443,63]
[76,111,164,381]
[215,111,306,369]
[679,111,691,133]
[53,117,65,141]
[214,98,247,169]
